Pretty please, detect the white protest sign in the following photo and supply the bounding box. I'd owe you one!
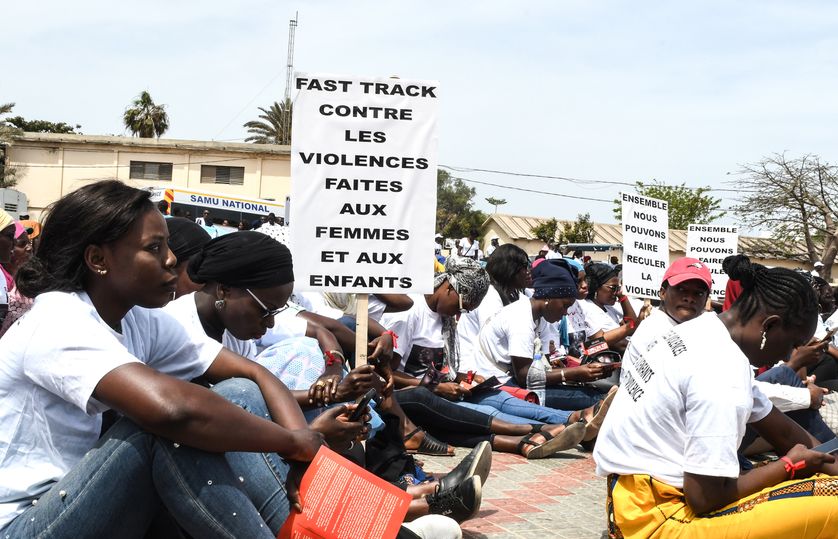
[686,224,738,299]
[621,192,669,298]
[290,73,438,293]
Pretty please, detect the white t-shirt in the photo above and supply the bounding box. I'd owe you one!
[457,286,506,373]
[0,291,221,530]
[623,308,677,361]
[388,297,444,377]
[368,295,387,322]
[163,292,257,359]
[459,238,478,259]
[580,299,623,335]
[594,313,773,489]
[257,304,309,349]
[257,222,287,244]
[475,295,552,383]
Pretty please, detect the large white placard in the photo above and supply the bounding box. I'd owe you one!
[290,73,439,293]
[686,224,738,299]
[621,192,669,298]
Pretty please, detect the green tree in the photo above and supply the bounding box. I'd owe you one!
[613,180,724,230]
[5,116,81,133]
[244,99,292,145]
[123,91,169,138]
[734,153,838,279]
[485,196,507,213]
[558,212,596,245]
[0,103,23,188]
[436,169,486,239]
[531,218,558,247]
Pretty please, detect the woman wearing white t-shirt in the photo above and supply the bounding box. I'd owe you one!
[595,255,838,538]
[0,181,350,538]
[580,263,643,354]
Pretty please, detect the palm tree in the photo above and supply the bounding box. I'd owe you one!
[123,91,169,138]
[243,99,292,144]
[0,102,23,187]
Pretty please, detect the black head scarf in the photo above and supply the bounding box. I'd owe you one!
[188,231,294,288]
[166,217,212,265]
[585,263,620,300]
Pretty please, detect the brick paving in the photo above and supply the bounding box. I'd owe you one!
[422,447,608,539]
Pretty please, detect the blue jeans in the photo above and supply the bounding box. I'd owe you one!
[463,390,572,425]
[756,365,836,443]
[3,378,290,538]
[502,380,604,411]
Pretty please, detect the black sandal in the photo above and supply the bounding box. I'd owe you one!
[516,423,586,459]
[403,428,454,456]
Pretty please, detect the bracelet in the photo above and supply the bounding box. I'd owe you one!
[779,456,806,479]
[324,350,345,367]
[617,295,630,303]
[623,317,637,330]
[382,330,399,348]
[560,369,566,383]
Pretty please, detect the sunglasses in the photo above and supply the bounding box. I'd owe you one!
[602,284,620,292]
[245,288,288,319]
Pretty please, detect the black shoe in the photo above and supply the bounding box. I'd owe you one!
[438,440,492,492]
[426,475,482,523]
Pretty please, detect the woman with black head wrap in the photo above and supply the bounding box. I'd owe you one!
[165,217,211,297]
[580,262,645,354]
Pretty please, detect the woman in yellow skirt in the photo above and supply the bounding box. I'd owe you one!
[594,255,838,538]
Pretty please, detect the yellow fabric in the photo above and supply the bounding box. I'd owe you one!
[0,210,13,234]
[610,473,838,539]
[433,258,445,273]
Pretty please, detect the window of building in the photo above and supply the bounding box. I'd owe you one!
[201,165,245,186]
[129,161,173,181]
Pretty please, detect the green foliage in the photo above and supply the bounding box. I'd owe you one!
[244,99,292,144]
[123,91,169,138]
[485,196,507,213]
[613,180,724,230]
[558,213,595,245]
[531,218,558,246]
[437,169,486,239]
[0,103,22,188]
[5,116,81,133]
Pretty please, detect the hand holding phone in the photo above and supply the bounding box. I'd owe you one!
[348,389,377,422]
[818,326,838,345]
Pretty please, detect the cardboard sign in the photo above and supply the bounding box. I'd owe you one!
[686,224,738,299]
[621,192,669,299]
[290,73,439,293]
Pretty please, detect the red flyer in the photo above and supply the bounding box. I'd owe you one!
[278,446,412,539]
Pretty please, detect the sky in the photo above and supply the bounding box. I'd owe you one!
[4,0,838,230]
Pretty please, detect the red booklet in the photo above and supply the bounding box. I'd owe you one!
[278,446,412,539]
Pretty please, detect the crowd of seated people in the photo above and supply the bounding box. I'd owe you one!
[2,179,838,538]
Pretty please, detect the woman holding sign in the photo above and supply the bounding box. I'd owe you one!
[595,256,838,538]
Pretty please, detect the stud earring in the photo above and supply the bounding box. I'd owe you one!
[760,331,767,350]
[97,269,107,276]
[214,299,226,310]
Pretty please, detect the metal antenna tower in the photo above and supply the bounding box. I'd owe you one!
[281,12,298,145]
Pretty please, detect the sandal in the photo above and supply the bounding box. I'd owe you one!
[517,422,585,459]
[583,385,618,442]
[403,428,455,456]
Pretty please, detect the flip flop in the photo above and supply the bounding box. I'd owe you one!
[583,386,618,442]
[518,422,586,459]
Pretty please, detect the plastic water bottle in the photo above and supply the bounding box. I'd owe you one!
[528,353,548,406]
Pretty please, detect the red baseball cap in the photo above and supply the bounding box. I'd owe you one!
[662,257,712,290]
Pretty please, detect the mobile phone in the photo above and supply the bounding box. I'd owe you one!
[348,389,377,422]
[812,437,838,455]
[818,326,838,345]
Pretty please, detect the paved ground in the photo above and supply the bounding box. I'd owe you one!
[422,447,608,539]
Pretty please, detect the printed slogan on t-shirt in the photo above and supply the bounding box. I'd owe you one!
[290,73,438,293]
[686,224,738,299]
[621,193,669,298]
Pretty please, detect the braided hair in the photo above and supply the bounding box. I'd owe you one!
[722,254,817,329]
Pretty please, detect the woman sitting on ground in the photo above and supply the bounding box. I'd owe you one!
[579,262,644,354]
[0,220,34,336]
[0,180,360,538]
[595,255,838,538]
[388,257,586,459]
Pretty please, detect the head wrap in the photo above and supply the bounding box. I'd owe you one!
[532,259,578,299]
[433,256,490,380]
[585,263,620,300]
[188,231,294,288]
[13,222,26,239]
[0,211,14,234]
[19,220,41,240]
[564,257,584,273]
[166,217,212,265]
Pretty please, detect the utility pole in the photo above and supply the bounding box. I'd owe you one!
[281,12,298,146]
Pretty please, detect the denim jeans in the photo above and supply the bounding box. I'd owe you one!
[394,386,496,447]
[465,389,573,425]
[756,365,836,443]
[2,378,290,539]
[502,380,604,411]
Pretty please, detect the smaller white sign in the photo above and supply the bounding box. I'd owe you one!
[686,224,738,299]
[621,192,669,299]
